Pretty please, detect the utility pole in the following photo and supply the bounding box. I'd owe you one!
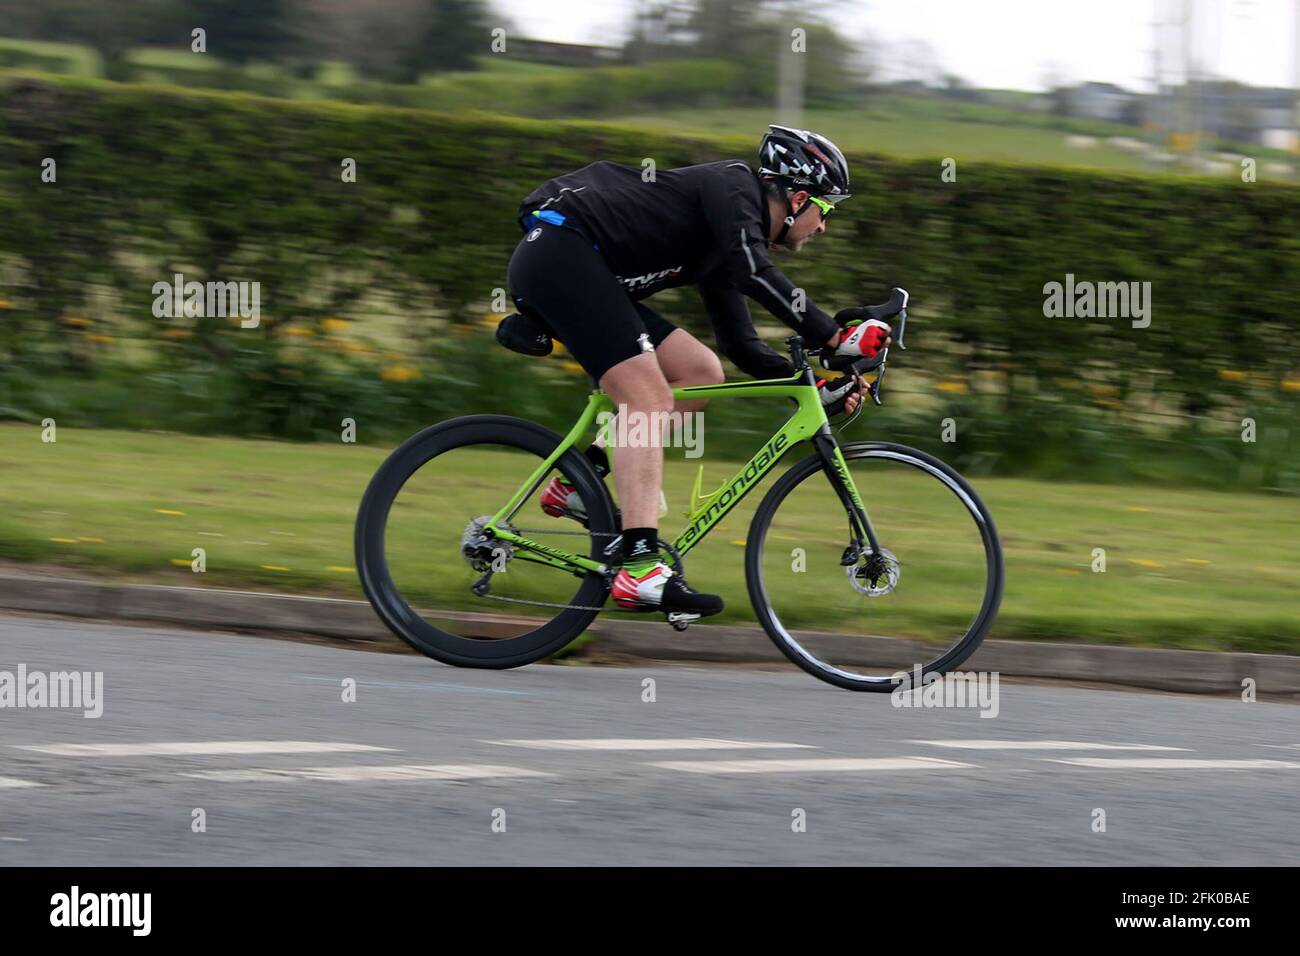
[1150,4,1163,165]
[776,4,805,127]
[1293,0,1300,153]
[1183,0,1200,169]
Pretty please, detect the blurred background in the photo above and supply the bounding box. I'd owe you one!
[1,0,1298,652]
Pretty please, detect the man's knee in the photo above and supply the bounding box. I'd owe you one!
[692,351,725,386]
[601,355,674,413]
[659,331,725,386]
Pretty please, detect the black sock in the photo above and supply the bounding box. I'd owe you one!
[585,444,610,478]
[622,528,660,573]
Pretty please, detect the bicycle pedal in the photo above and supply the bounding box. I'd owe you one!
[666,611,701,631]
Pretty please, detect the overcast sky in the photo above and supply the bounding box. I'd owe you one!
[500,0,1300,92]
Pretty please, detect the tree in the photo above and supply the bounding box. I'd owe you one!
[293,0,495,83]
[2,0,187,78]
[414,0,493,75]
[624,0,865,105]
[189,0,293,65]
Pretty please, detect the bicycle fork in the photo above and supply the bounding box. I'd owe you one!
[811,427,882,568]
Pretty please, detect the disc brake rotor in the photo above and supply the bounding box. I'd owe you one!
[847,547,900,597]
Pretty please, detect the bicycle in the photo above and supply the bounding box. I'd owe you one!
[355,289,1004,691]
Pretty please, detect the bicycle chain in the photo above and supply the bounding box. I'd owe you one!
[474,592,643,613]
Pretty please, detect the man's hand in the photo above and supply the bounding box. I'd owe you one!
[821,324,892,373]
[819,370,867,416]
[831,319,891,360]
[844,371,865,414]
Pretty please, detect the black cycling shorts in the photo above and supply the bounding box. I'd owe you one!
[506,221,677,382]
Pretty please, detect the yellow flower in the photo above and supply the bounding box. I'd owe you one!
[341,341,370,353]
[84,333,113,344]
[381,364,421,383]
[0,299,14,309]
[1281,376,1300,392]
[62,316,93,327]
[279,326,314,337]
[560,360,584,375]
[321,318,349,334]
[1217,369,1247,381]
[937,379,967,394]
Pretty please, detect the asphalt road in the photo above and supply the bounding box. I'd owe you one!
[1,612,1297,866]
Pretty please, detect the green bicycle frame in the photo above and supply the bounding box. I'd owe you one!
[486,373,875,576]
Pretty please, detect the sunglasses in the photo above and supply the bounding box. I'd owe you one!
[808,196,835,219]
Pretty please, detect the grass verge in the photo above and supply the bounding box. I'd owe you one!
[1,423,1296,653]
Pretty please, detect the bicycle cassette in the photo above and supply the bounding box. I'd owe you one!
[461,516,515,572]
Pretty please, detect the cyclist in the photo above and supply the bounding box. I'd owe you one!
[506,125,891,619]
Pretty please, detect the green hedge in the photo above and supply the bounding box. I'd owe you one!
[113,57,747,116]
[0,40,96,77]
[1,73,1298,487]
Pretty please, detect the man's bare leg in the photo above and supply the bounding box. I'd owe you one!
[598,352,672,529]
[598,342,725,616]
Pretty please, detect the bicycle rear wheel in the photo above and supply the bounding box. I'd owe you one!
[355,415,618,668]
[746,441,1003,691]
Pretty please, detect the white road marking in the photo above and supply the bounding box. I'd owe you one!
[14,741,397,757]
[649,756,977,774]
[179,764,553,783]
[1046,758,1300,770]
[914,740,1190,751]
[0,777,43,789]
[486,738,816,751]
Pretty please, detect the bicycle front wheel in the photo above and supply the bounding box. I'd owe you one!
[746,441,1003,691]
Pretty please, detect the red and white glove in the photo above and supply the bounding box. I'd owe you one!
[832,318,891,360]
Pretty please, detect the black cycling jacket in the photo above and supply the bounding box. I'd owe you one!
[516,159,840,379]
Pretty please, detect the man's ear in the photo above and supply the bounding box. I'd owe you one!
[789,189,810,209]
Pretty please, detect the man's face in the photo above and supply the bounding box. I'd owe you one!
[780,190,828,252]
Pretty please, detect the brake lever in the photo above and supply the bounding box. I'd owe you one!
[870,355,887,405]
[869,306,907,404]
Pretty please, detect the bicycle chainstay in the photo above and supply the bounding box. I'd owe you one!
[471,523,684,614]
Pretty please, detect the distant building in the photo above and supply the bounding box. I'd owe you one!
[510,38,622,67]
[1070,82,1136,122]
[1164,83,1300,146]
[885,79,930,95]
